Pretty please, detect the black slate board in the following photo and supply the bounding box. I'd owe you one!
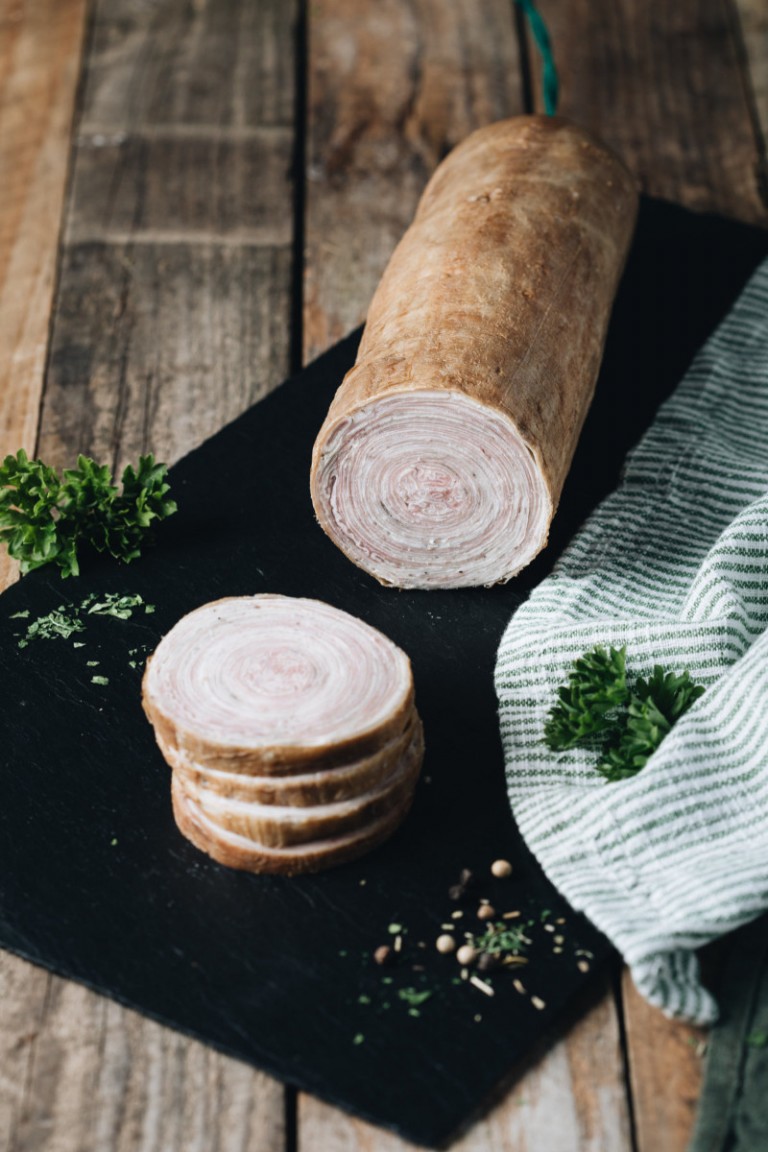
[1,199,766,1147]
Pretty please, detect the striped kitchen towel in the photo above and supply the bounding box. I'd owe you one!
[494,257,768,1025]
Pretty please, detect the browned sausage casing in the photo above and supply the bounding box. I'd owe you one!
[310,116,638,588]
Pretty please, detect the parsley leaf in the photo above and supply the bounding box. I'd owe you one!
[543,645,628,749]
[545,646,705,783]
[0,450,176,578]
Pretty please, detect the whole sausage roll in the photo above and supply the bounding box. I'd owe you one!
[310,116,638,589]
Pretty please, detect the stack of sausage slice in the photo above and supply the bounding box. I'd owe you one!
[142,595,423,874]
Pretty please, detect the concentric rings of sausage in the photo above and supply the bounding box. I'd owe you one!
[143,594,415,774]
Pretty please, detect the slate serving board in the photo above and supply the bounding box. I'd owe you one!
[1,199,766,1147]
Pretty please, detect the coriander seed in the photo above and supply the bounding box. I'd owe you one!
[477,904,496,921]
[436,934,456,955]
[491,859,513,878]
[456,944,477,966]
[374,945,393,966]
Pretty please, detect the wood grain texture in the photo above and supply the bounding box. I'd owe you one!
[37,0,297,476]
[78,0,294,131]
[735,0,768,135]
[40,241,291,473]
[622,969,708,1152]
[303,0,525,362]
[0,0,88,589]
[0,953,285,1152]
[299,976,631,1151]
[527,0,767,223]
[2,2,296,1149]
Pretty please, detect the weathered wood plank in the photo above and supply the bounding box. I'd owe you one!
[527,0,767,223]
[303,0,526,362]
[0,0,88,589]
[302,5,633,1148]
[299,976,632,1151]
[2,2,297,1150]
[39,241,291,473]
[0,954,286,1152]
[79,0,295,131]
[67,130,294,247]
[622,970,707,1152]
[38,0,298,475]
[734,0,768,138]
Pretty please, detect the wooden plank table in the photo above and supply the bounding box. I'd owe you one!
[1,1,766,1148]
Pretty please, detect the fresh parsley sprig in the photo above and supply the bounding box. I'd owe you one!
[0,450,176,578]
[545,645,705,782]
[543,645,628,750]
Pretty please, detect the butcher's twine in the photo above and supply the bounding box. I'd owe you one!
[515,0,559,116]
[495,257,768,1025]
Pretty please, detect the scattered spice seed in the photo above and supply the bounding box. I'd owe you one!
[491,859,513,879]
[394,935,403,953]
[554,935,565,945]
[513,979,526,994]
[373,946,393,966]
[448,868,476,901]
[477,953,500,973]
[469,975,495,997]
[577,960,590,973]
[451,910,463,919]
[502,910,521,920]
[544,923,556,933]
[436,934,456,955]
[477,904,496,921]
[456,944,477,966]
[531,996,547,1011]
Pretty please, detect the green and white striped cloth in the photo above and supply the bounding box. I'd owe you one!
[495,258,768,1025]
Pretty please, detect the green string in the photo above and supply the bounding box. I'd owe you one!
[515,0,559,116]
